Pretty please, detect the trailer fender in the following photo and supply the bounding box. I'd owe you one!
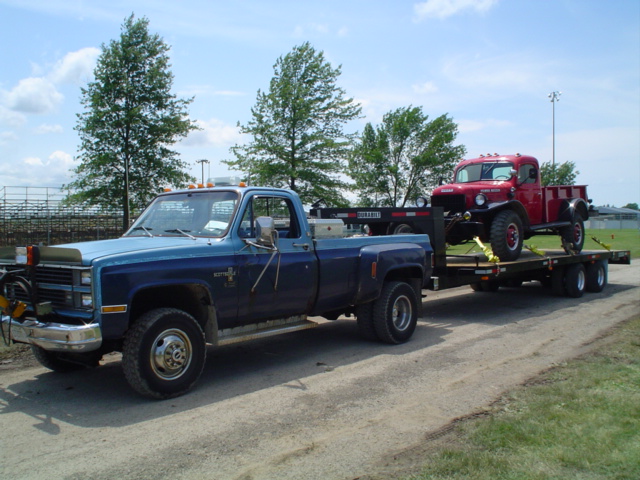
[355,243,428,305]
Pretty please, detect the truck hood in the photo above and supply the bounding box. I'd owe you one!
[433,182,512,197]
[0,236,223,266]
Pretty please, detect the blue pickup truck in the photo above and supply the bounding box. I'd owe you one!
[0,186,432,398]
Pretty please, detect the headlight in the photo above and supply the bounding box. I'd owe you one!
[475,194,487,206]
[81,270,92,286]
[15,247,28,265]
[81,294,93,308]
[415,196,429,208]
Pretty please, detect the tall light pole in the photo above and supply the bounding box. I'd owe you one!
[548,91,561,169]
[196,159,210,184]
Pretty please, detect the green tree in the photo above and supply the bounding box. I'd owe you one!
[540,160,579,186]
[68,14,198,231]
[225,42,361,206]
[348,106,465,207]
[622,203,639,210]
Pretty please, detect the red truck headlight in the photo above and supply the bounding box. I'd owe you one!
[474,194,487,206]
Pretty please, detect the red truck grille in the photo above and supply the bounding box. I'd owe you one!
[431,194,466,214]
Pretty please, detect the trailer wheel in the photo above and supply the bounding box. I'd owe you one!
[356,302,378,341]
[561,213,585,253]
[31,346,88,372]
[373,281,418,344]
[123,308,206,399]
[586,260,607,293]
[388,223,414,235]
[564,263,586,298]
[490,210,523,262]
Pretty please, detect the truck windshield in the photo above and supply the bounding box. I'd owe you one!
[124,191,239,238]
[455,162,514,183]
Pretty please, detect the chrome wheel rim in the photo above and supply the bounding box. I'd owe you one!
[392,295,412,332]
[151,328,192,380]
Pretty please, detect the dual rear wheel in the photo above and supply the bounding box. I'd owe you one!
[357,281,418,344]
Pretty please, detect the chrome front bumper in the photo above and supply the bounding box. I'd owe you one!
[1,315,102,352]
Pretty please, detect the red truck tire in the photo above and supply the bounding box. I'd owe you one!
[561,213,585,253]
[490,210,524,262]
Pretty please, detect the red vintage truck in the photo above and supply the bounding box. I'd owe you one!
[429,153,591,261]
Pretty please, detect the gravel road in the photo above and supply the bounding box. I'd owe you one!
[1,262,638,480]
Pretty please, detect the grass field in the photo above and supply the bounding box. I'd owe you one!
[409,317,640,480]
[447,229,640,259]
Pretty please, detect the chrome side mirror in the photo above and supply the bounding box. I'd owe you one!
[255,216,276,248]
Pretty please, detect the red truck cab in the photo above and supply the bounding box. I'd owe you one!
[431,153,590,261]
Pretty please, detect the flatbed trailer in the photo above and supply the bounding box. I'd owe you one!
[311,206,631,297]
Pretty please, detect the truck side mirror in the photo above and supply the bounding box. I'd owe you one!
[509,168,517,177]
[255,216,276,248]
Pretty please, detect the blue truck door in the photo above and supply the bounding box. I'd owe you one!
[235,194,318,324]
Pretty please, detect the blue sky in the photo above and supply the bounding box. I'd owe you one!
[1,0,638,207]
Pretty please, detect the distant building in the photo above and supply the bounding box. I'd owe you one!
[587,206,640,229]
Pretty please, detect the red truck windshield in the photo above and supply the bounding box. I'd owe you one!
[454,162,514,183]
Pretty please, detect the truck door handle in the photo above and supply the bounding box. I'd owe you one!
[293,243,310,250]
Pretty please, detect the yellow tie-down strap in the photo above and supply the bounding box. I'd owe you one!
[0,295,27,319]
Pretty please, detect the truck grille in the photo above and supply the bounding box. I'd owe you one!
[2,265,91,312]
[431,194,466,214]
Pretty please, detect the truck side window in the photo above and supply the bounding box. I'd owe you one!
[238,196,301,239]
[518,164,537,184]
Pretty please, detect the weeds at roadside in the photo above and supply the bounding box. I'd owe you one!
[409,316,640,480]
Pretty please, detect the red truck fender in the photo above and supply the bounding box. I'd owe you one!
[557,197,590,223]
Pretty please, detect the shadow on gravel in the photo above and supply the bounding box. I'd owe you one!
[0,280,635,431]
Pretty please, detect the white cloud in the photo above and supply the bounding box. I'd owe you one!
[3,77,64,114]
[182,118,244,148]
[13,151,77,185]
[34,123,64,134]
[49,47,100,85]
[0,105,27,128]
[0,47,98,118]
[414,0,499,21]
[442,53,553,93]
[0,131,18,145]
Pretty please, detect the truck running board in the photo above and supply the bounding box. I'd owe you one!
[216,315,318,346]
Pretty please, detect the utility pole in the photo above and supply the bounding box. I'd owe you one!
[196,159,210,184]
[548,91,562,169]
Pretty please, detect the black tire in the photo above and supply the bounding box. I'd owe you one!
[122,308,206,399]
[30,345,88,372]
[564,263,586,298]
[561,213,585,253]
[490,210,524,262]
[389,223,414,235]
[586,260,607,293]
[356,301,378,341]
[372,281,418,344]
